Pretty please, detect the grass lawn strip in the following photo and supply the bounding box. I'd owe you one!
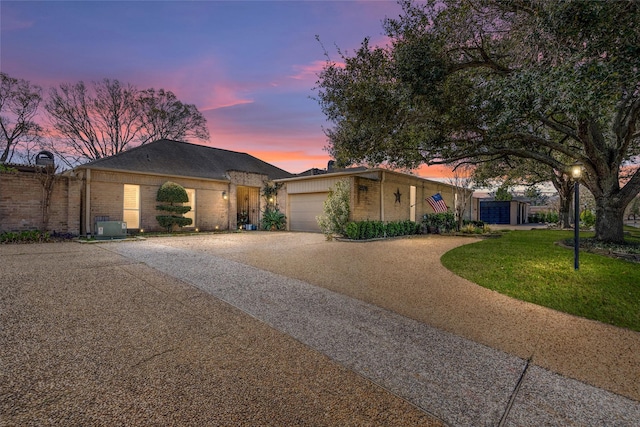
[441,229,640,332]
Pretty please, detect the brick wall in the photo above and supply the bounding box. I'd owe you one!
[0,170,81,235]
[81,169,231,234]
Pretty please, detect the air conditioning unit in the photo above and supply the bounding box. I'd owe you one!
[95,221,127,240]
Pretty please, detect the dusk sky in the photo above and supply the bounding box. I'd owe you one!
[1,0,448,177]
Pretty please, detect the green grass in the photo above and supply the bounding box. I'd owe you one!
[441,229,640,332]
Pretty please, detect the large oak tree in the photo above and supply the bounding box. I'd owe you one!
[316,0,640,243]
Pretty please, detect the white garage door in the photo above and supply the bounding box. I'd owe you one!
[289,192,328,232]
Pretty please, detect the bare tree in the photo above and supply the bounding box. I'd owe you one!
[45,79,210,168]
[137,88,209,145]
[447,165,475,230]
[45,79,140,166]
[0,72,42,163]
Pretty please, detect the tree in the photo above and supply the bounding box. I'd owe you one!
[45,79,209,167]
[0,73,42,163]
[493,184,513,201]
[137,88,209,145]
[447,166,474,230]
[155,181,192,232]
[316,0,640,244]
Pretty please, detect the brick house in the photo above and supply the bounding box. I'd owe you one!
[274,167,473,232]
[73,139,293,235]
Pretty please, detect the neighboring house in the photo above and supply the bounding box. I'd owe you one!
[275,167,473,232]
[73,139,293,235]
[476,197,531,225]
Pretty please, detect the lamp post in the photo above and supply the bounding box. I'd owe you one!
[571,162,583,270]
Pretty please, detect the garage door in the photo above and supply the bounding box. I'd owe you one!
[289,192,328,232]
[480,201,511,224]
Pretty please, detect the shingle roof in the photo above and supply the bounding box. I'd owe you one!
[76,139,294,181]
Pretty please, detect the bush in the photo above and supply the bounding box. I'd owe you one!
[156,181,192,232]
[316,179,350,239]
[581,210,596,228]
[342,219,421,240]
[423,212,456,233]
[0,230,50,244]
[261,207,286,231]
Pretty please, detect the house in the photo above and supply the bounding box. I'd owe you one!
[275,167,472,232]
[73,139,293,235]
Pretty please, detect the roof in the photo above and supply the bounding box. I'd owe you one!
[276,167,458,189]
[75,139,294,181]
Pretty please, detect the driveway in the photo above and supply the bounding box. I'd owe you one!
[2,232,639,426]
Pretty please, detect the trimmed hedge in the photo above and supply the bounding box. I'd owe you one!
[344,220,421,240]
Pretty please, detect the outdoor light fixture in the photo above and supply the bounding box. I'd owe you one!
[222,191,228,200]
[140,229,144,234]
[571,163,583,180]
[571,162,583,270]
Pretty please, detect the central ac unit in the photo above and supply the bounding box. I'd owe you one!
[95,221,127,239]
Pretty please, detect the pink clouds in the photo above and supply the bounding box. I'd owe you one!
[289,60,327,82]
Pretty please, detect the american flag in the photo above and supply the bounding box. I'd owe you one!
[426,193,448,213]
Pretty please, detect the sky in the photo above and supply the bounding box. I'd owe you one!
[1,0,449,177]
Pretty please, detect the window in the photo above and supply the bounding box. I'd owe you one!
[123,184,140,229]
[184,188,196,227]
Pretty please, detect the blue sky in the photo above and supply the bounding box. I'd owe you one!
[1,0,447,176]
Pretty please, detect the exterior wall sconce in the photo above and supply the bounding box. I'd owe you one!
[222,191,228,200]
[571,162,583,270]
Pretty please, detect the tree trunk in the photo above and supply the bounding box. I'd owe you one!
[551,176,573,229]
[559,198,572,229]
[594,197,625,244]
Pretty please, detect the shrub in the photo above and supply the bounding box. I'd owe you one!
[261,207,286,231]
[316,179,350,239]
[581,210,596,228]
[341,220,421,240]
[156,181,192,232]
[423,212,456,233]
[0,230,50,244]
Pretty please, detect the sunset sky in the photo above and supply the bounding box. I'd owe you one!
[1,0,449,177]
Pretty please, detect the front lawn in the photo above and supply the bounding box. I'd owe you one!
[441,229,640,332]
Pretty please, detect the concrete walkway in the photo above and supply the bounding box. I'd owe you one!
[104,232,640,426]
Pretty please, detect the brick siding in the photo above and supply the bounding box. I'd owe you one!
[0,170,81,235]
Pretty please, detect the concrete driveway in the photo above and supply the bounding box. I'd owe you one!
[2,232,639,426]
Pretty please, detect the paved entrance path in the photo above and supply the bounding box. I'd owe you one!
[106,233,640,426]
